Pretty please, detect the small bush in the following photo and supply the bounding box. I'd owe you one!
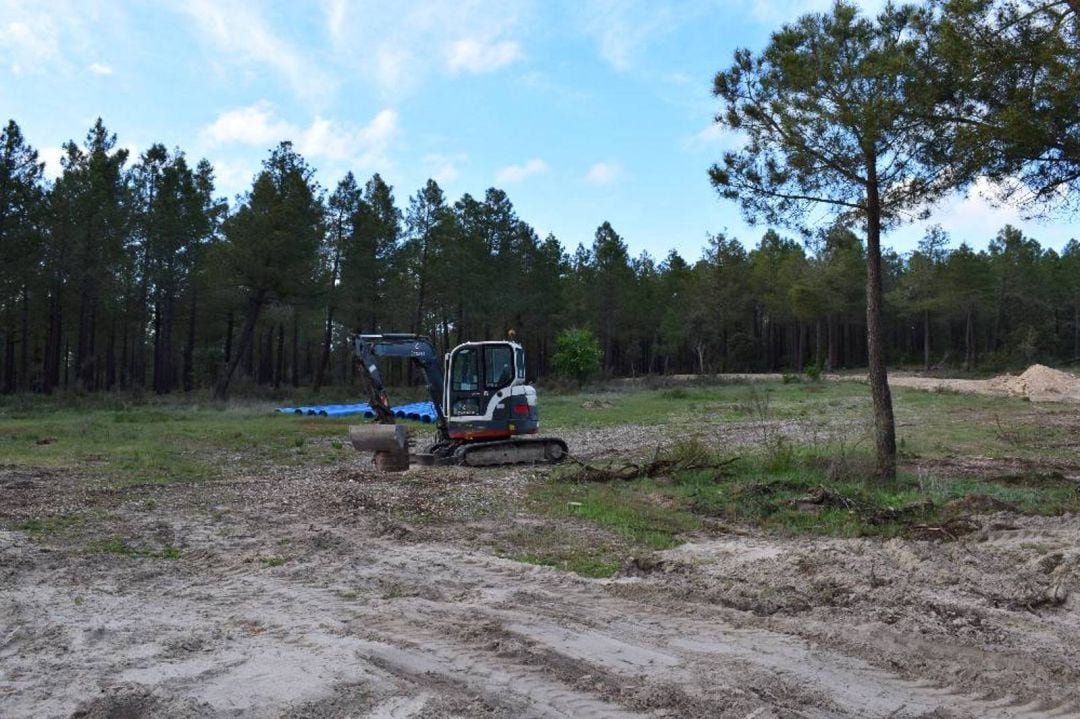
[781,373,801,384]
[804,365,822,382]
[552,328,602,383]
[665,437,717,467]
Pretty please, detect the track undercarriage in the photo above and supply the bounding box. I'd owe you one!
[349,424,568,470]
[421,436,568,467]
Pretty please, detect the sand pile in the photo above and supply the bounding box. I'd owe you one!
[988,364,1080,402]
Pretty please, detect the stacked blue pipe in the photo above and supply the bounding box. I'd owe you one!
[391,401,438,424]
[274,402,374,417]
[275,400,437,423]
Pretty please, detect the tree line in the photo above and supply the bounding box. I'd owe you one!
[0,1,1076,417]
[0,116,1075,400]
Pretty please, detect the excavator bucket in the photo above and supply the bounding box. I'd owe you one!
[348,424,411,472]
[348,424,409,452]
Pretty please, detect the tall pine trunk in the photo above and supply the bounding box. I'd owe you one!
[106,324,117,390]
[19,286,29,391]
[964,304,976,370]
[154,293,176,394]
[864,167,897,481]
[314,245,341,393]
[214,291,265,401]
[273,323,284,390]
[182,286,197,392]
[2,328,13,394]
[44,282,62,393]
[815,317,823,369]
[223,310,234,366]
[923,309,931,371]
[76,285,97,391]
[827,314,839,370]
[1073,301,1079,360]
[291,315,299,388]
[152,300,163,393]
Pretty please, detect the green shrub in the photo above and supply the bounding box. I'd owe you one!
[552,328,602,383]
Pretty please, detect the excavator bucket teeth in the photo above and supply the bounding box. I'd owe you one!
[348,424,410,453]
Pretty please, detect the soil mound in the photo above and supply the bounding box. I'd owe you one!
[988,364,1080,402]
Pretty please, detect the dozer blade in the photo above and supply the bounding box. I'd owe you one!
[348,424,410,453]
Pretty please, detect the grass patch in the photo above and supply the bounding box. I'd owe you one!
[532,480,702,549]
[541,381,870,430]
[518,431,1080,576]
[512,553,621,579]
[16,514,83,536]
[86,537,182,559]
[0,402,360,487]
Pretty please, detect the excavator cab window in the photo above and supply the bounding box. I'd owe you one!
[484,345,514,390]
[515,348,525,380]
[450,347,481,416]
[451,347,480,391]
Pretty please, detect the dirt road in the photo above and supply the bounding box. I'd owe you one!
[3,448,1078,718]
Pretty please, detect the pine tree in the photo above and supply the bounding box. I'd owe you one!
[710,3,970,479]
[0,120,45,393]
[213,143,323,400]
[315,172,362,392]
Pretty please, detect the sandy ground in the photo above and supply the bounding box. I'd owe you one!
[626,364,1080,403]
[2,422,1079,718]
[883,365,1080,403]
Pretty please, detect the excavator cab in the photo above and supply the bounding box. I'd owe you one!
[444,341,538,440]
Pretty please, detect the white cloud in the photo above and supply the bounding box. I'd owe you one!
[893,177,1076,252]
[323,1,531,96]
[578,0,674,71]
[0,6,62,74]
[206,158,258,199]
[690,123,726,144]
[324,0,347,45]
[912,178,1025,238]
[201,102,399,170]
[200,101,293,147]
[496,158,547,183]
[87,62,112,75]
[300,109,399,168]
[684,123,747,152]
[447,38,522,74]
[584,161,621,185]
[423,153,465,184]
[178,0,335,104]
[374,44,411,93]
[0,3,132,76]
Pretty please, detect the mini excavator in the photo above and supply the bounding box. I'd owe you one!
[347,333,568,470]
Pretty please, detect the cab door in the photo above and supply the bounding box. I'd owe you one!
[447,345,484,417]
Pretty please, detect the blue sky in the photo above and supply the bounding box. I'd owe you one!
[1,0,1074,261]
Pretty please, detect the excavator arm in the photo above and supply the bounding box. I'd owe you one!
[353,333,448,440]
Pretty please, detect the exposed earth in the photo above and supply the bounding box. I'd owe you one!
[885,365,1080,403]
[2,410,1079,718]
